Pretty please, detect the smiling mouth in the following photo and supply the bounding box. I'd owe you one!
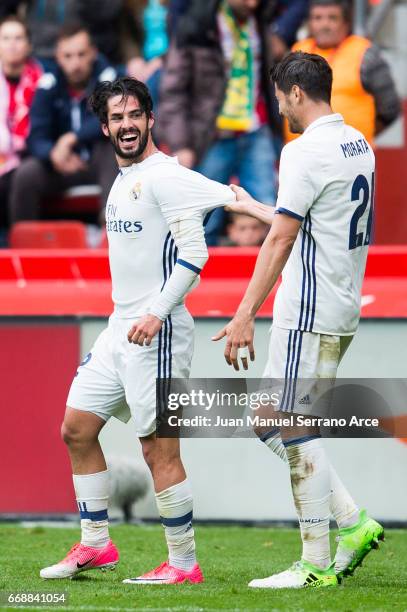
[119,133,139,145]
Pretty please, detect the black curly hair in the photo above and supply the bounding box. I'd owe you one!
[88,77,153,125]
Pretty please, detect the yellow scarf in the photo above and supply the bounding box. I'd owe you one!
[216,3,254,131]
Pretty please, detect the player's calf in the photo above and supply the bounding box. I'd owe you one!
[51,408,117,581]
[129,437,201,584]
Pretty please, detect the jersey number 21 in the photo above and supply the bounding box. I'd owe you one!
[349,172,375,250]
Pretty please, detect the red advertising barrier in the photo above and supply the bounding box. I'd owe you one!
[374,100,407,244]
[0,323,79,513]
[0,246,406,318]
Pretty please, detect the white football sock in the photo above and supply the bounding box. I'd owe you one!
[329,467,359,528]
[73,470,110,548]
[156,479,196,571]
[261,430,359,529]
[285,437,331,569]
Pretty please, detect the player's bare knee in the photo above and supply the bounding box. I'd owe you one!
[61,421,77,446]
[61,421,85,447]
[61,411,99,447]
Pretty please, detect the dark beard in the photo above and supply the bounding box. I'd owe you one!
[110,128,149,161]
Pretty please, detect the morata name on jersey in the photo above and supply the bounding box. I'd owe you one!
[340,138,370,159]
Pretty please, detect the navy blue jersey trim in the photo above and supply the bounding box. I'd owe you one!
[177,258,202,274]
[157,234,174,416]
[168,314,173,381]
[298,213,317,332]
[275,207,304,222]
[298,221,307,329]
[161,232,171,291]
[280,329,293,410]
[303,217,313,331]
[280,330,304,412]
[163,317,168,390]
[287,330,300,410]
[309,215,317,331]
[290,330,303,412]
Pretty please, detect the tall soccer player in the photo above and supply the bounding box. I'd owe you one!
[214,52,384,589]
[40,77,235,584]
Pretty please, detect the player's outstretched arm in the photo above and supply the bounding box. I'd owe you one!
[128,212,207,346]
[212,213,301,370]
[142,165,237,328]
[148,212,208,321]
[227,185,275,226]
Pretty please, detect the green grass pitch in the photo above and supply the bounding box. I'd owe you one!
[1,524,406,611]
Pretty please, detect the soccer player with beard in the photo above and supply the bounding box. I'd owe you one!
[214,52,384,589]
[40,77,234,584]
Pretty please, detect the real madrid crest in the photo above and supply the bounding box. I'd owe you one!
[131,181,142,200]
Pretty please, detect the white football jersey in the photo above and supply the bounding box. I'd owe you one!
[273,113,375,335]
[106,152,234,319]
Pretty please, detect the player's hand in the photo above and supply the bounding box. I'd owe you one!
[127,314,163,347]
[63,154,87,174]
[212,312,255,371]
[50,133,85,175]
[226,184,257,215]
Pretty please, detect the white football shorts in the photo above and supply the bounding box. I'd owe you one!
[262,325,353,414]
[67,305,194,437]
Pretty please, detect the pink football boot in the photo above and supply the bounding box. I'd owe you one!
[40,540,119,579]
[123,561,204,585]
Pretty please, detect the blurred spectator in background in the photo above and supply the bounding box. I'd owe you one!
[286,0,400,143]
[269,0,310,60]
[225,212,268,246]
[167,0,190,34]
[158,0,308,245]
[0,15,42,234]
[1,1,134,70]
[127,0,169,107]
[125,0,192,109]
[9,23,118,225]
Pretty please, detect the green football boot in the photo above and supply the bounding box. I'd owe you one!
[248,559,339,589]
[334,509,385,579]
